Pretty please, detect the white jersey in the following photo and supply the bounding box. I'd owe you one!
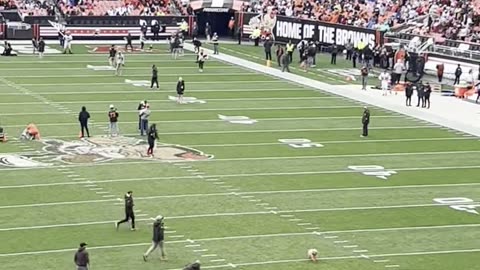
[378,72,391,82]
[64,34,73,48]
[116,54,125,66]
[307,249,318,257]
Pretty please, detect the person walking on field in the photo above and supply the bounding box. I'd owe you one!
[115,191,135,231]
[74,242,90,270]
[143,215,166,261]
[150,65,159,89]
[176,77,185,104]
[78,106,90,138]
[360,65,368,90]
[108,105,119,136]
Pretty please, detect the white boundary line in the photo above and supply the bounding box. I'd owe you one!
[1,73,254,78]
[12,80,285,87]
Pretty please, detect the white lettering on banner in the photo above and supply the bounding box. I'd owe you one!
[302,24,315,40]
[434,197,479,215]
[334,29,375,47]
[348,165,397,180]
[276,21,302,40]
[278,139,323,148]
[317,26,335,44]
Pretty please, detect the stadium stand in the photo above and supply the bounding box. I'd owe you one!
[12,0,184,16]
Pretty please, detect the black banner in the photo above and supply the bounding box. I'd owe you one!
[242,13,382,47]
[23,16,188,40]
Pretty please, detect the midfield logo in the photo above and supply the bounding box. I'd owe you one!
[0,136,213,168]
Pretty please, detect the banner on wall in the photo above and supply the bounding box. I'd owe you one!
[242,13,383,47]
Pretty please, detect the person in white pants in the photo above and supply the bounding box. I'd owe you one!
[379,70,391,96]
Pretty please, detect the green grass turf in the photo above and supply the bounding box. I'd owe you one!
[0,44,479,270]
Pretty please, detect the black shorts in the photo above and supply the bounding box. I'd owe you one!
[177,91,184,95]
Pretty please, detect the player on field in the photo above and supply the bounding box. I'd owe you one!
[38,38,45,59]
[378,69,391,96]
[143,215,166,261]
[125,33,133,51]
[146,123,158,157]
[108,45,117,67]
[307,248,318,262]
[115,52,125,76]
[63,32,73,54]
[197,49,208,72]
[361,106,370,137]
[31,38,38,54]
[176,77,185,104]
[151,65,159,89]
[115,191,135,231]
[108,105,119,136]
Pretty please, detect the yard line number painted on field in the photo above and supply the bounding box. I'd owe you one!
[278,139,323,148]
[348,165,397,180]
[433,197,480,215]
[218,115,257,124]
[125,79,150,87]
[168,96,206,104]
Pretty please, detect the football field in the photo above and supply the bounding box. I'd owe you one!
[1,44,480,270]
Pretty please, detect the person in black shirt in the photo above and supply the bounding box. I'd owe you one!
[143,215,166,261]
[78,106,90,138]
[108,45,117,67]
[264,37,273,63]
[125,33,133,51]
[416,81,425,107]
[193,38,201,54]
[74,242,90,270]
[361,107,370,137]
[150,65,159,89]
[330,44,338,65]
[115,191,135,231]
[405,82,413,106]
[147,124,158,157]
[38,37,45,59]
[31,38,38,54]
[454,64,462,85]
[424,82,432,109]
[176,77,185,103]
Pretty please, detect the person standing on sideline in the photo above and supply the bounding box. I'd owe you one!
[177,77,185,103]
[125,33,133,51]
[197,49,208,72]
[424,82,432,108]
[116,191,135,231]
[330,44,338,65]
[143,215,166,261]
[352,49,358,68]
[147,123,158,156]
[264,37,273,66]
[108,45,117,67]
[405,82,413,106]
[280,52,290,72]
[63,32,73,54]
[32,37,38,54]
[454,64,462,85]
[74,242,90,270]
[139,104,151,136]
[345,39,353,60]
[475,82,480,103]
[212,33,219,54]
[115,52,125,76]
[78,106,90,138]
[393,59,405,84]
[108,105,119,136]
[275,44,284,67]
[150,65,159,89]
[360,65,368,90]
[361,107,370,137]
[416,81,425,107]
[436,63,444,83]
[228,17,235,38]
[286,40,294,63]
[205,22,211,42]
[379,69,391,96]
[38,38,45,58]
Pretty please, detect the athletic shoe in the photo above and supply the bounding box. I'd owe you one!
[143,255,147,262]
[115,222,119,231]
[131,228,136,231]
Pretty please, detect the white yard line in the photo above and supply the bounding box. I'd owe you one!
[13,80,283,87]
[2,73,253,78]
[0,165,480,188]
[0,105,360,115]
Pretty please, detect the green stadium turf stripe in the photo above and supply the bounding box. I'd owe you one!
[0,59,217,64]
[1,231,480,261]
[0,105,361,115]
[1,73,254,78]
[0,96,341,105]
[0,66,237,71]
[13,80,284,87]
[0,115,404,127]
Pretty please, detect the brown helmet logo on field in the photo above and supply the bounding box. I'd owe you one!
[0,136,213,168]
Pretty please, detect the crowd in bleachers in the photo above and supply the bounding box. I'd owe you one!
[242,0,480,43]
[11,0,176,16]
